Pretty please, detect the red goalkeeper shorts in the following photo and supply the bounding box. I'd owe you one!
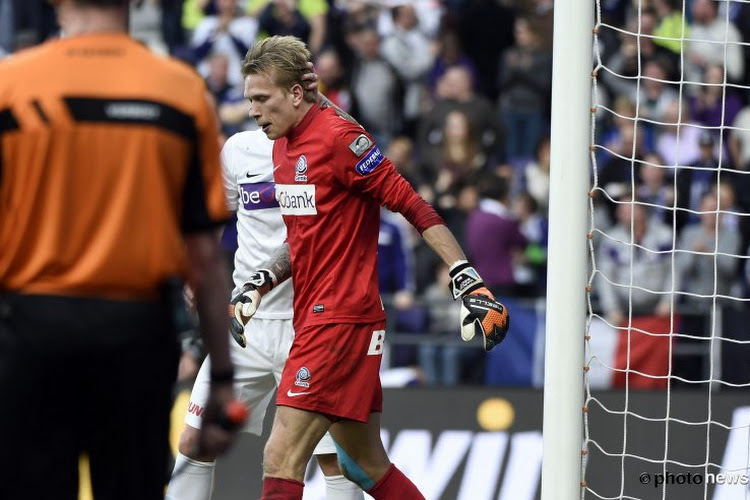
[276,321,386,423]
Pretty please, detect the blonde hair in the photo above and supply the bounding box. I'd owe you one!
[242,36,316,103]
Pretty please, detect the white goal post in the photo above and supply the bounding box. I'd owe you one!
[541,0,594,499]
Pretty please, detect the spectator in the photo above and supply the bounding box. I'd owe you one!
[379,209,419,368]
[497,17,552,161]
[688,63,743,133]
[315,47,351,113]
[656,98,702,168]
[386,135,422,188]
[676,190,741,311]
[466,173,528,297]
[160,0,187,53]
[248,0,328,54]
[380,3,434,136]
[256,0,311,48]
[418,66,502,176]
[522,136,551,213]
[203,53,252,137]
[729,105,750,170]
[597,104,648,203]
[595,198,674,327]
[685,0,744,89]
[674,129,721,232]
[428,109,487,199]
[456,0,515,99]
[601,11,678,99]
[191,0,258,88]
[427,28,478,94]
[513,191,549,297]
[633,57,679,124]
[653,0,689,54]
[637,152,676,228]
[130,0,169,55]
[347,24,403,145]
[0,0,13,54]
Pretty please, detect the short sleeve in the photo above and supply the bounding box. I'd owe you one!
[181,88,231,233]
[221,135,239,211]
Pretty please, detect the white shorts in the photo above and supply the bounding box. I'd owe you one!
[184,317,337,455]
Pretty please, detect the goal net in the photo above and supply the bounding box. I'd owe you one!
[581,0,750,499]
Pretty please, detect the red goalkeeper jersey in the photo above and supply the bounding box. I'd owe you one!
[272,106,443,330]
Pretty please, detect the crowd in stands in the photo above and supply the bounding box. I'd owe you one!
[4,0,750,387]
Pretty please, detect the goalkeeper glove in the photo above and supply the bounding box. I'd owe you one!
[228,269,277,348]
[448,261,510,352]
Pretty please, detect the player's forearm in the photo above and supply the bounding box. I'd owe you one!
[258,242,292,291]
[185,232,233,374]
[422,225,467,266]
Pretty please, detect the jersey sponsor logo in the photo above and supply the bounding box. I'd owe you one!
[276,184,317,215]
[295,367,311,388]
[348,134,373,157]
[104,102,161,121]
[239,181,278,210]
[295,155,308,182]
[355,146,384,176]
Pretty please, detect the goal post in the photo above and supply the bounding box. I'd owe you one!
[541,1,594,500]
[543,0,750,497]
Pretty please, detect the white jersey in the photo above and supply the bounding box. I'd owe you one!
[221,130,292,319]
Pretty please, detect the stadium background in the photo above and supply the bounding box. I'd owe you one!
[3,0,750,498]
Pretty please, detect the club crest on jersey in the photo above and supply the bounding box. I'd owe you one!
[295,367,311,388]
[355,146,384,176]
[295,155,308,182]
[348,134,373,157]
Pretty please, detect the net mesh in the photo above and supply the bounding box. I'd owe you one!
[583,0,750,498]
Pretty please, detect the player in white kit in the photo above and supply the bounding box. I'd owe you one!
[165,130,362,500]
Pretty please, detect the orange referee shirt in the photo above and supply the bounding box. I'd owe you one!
[0,33,229,300]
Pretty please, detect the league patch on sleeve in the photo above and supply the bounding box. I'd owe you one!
[355,146,384,176]
[348,134,373,157]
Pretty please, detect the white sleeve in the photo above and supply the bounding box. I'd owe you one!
[221,136,239,211]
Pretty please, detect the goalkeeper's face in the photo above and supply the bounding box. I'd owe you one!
[244,71,304,140]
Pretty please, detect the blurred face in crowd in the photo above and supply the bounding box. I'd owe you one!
[357,28,381,60]
[691,0,717,24]
[207,54,229,86]
[514,18,537,48]
[643,60,667,95]
[315,50,343,87]
[444,111,471,142]
[640,156,666,189]
[699,192,720,230]
[244,70,303,140]
[617,201,648,240]
[395,5,418,30]
[437,67,472,101]
[217,0,238,16]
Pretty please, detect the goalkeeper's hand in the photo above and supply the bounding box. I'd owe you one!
[448,261,510,352]
[228,269,277,348]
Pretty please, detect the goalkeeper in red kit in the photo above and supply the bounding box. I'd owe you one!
[234,36,510,500]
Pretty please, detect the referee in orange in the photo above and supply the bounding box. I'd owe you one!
[0,1,240,499]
